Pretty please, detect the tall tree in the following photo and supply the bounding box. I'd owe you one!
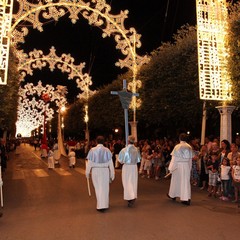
[137,25,203,137]
[0,49,19,136]
[228,1,240,105]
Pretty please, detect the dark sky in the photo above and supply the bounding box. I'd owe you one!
[20,0,197,102]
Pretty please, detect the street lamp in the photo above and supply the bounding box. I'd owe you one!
[57,105,67,157]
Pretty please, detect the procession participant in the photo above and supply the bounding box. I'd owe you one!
[53,142,60,165]
[47,148,55,169]
[85,136,115,212]
[167,133,193,205]
[40,143,48,158]
[68,148,76,168]
[118,136,141,207]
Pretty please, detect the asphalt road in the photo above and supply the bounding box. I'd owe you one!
[0,144,239,240]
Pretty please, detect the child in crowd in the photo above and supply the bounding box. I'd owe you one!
[191,152,199,186]
[232,157,240,203]
[139,140,151,177]
[152,149,164,180]
[68,148,76,168]
[144,148,153,178]
[47,149,55,169]
[207,152,220,198]
[219,157,231,201]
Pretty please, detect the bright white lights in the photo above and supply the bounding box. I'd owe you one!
[196,0,232,101]
[10,0,149,115]
[16,81,67,137]
[0,0,14,85]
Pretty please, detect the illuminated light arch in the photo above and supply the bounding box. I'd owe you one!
[16,97,54,137]
[17,46,95,97]
[17,81,67,137]
[17,46,95,135]
[10,0,149,111]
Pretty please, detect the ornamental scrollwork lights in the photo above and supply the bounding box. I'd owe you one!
[17,81,67,137]
[16,97,54,136]
[17,46,95,134]
[17,46,95,97]
[10,0,149,106]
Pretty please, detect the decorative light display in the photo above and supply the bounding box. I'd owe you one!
[17,46,88,82]
[10,0,149,111]
[17,46,94,136]
[0,0,14,85]
[0,0,150,137]
[16,81,67,137]
[196,0,232,101]
[16,97,54,137]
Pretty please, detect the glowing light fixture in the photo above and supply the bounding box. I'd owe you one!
[16,81,67,137]
[196,0,232,101]
[10,0,149,125]
[0,0,14,85]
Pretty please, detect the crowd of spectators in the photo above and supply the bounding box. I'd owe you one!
[3,134,240,204]
[84,135,240,204]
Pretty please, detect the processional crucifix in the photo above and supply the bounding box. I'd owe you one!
[111,79,139,146]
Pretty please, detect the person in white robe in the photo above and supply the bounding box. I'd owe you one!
[48,149,55,169]
[53,142,60,164]
[118,135,141,207]
[68,148,76,168]
[167,133,193,205]
[86,136,115,212]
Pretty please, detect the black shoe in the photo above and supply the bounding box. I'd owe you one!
[97,208,107,213]
[167,194,176,201]
[181,200,191,206]
[128,199,136,207]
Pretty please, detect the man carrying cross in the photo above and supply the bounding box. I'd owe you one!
[111,80,140,207]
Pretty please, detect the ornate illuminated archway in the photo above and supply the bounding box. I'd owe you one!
[17,81,67,137]
[17,46,95,138]
[10,0,149,140]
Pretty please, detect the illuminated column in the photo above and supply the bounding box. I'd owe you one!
[216,105,235,143]
[41,93,50,145]
[58,106,67,157]
[0,0,14,85]
[129,121,138,143]
[200,101,206,145]
[84,104,90,144]
[196,0,231,101]
[196,0,232,141]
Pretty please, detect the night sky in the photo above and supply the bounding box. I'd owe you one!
[19,0,197,102]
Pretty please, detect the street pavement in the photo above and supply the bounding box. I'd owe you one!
[0,144,239,240]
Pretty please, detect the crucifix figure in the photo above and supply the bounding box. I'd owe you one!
[111,79,139,146]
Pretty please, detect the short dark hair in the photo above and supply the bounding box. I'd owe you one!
[96,136,105,144]
[179,133,188,142]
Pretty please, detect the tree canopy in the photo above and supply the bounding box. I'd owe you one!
[0,49,19,137]
[54,3,240,140]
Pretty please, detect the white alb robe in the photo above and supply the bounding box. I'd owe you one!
[53,143,60,163]
[68,151,76,166]
[168,141,193,201]
[118,144,141,200]
[86,144,115,210]
[48,150,55,169]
